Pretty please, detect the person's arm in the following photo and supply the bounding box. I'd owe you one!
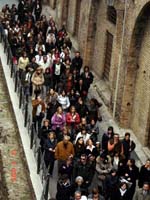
[132,191,138,200]
[66,97,70,108]
[66,113,72,124]
[55,145,59,160]
[95,157,103,174]
[75,113,80,124]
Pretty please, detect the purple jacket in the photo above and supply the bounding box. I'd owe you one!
[51,113,66,130]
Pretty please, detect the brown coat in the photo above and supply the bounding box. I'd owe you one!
[32,99,46,117]
[55,141,75,161]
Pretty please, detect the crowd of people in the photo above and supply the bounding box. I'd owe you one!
[0,1,150,200]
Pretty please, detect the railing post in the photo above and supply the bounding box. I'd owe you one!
[44,175,50,200]
[7,46,10,65]
[19,86,23,108]
[24,102,28,127]
[3,36,6,52]
[37,147,41,174]
[30,123,34,149]
[14,71,18,92]
[10,61,13,78]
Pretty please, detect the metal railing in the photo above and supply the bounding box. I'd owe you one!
[0,24,50,200]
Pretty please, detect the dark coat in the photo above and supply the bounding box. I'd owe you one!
[59,162,73,180]
[80,71,94,89]
[102,133,113,153]
[44,138,57,162]
[75,102,89,118]
[138,165,150,188]
[44,71,52,86]
[71,56,83,73]
[73,161,93,185]
[122,139,136,160]
[111,188,131,200]
[56,179,72,200]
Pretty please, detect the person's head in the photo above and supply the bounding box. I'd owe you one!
[38,49,42,55]
[70,88,75,95]
[65,59,71,65]
[80,154,87,164]
[110,168,117,176]
[43,55,47,62]
[145,158,150,168]
[107,126,114,135]
[120,182,127,191]
[63,135,70,145]
[114,151,119,157]
[125,132,130,140]
[45,67,50,73]
[56,57,60,64]
[90,118,96,126]
[77,137,84,145]
[60,174,69,183]
[48,132,55,140]
[43,119,49,126]
[79,79,83,85]
[91,188,99,200]
[36,67,43,75]
[62,126,69,135]
[84,66,89,72]
[88,154,95,162]
[75,51,80,58]
[127,158,135,167]
[32,57,36,63]
[61,90,66,97]
[75,176,84,186]
[22,51,27,58]
[114,134,119,142]
[86,138,93,147]
[81,127,87,135]
[70,106,76,113]
[81,117,87,125]
[57,106,63,114]
[142,182,150,192]
[49,88,55,95]
[74,191,81,200]
[66,155,73,165]
[100,152,107,162]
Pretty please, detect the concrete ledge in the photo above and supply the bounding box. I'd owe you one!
[0,44,43,200]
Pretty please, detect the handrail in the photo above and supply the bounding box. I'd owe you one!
[0,23,49,196]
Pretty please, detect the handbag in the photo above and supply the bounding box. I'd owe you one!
[39,112,45,119]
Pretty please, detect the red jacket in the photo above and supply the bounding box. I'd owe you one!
[66,112,80,128]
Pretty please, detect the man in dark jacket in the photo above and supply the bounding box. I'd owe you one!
[72,51,83,75]
[73,154,93,189]
[138,159,150,188]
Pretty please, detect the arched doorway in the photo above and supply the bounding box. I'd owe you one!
[120,3,150,147]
